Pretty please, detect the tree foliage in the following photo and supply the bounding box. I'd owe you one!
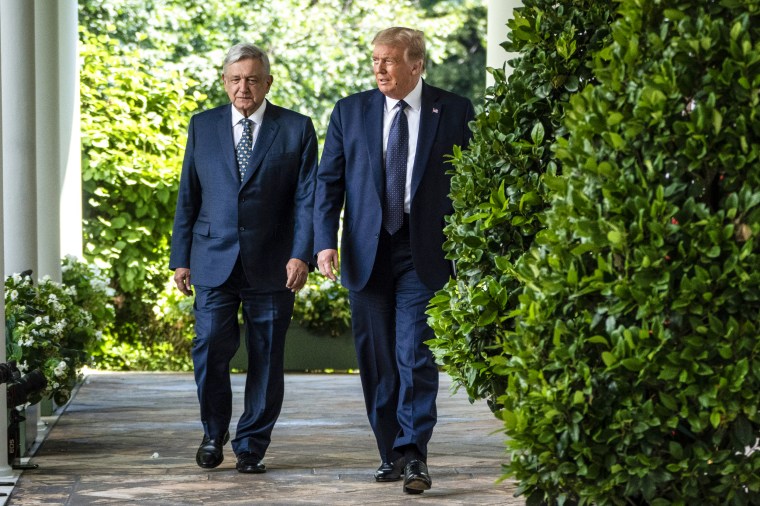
[80,0,487,131]
[79,0,486,367]
[80,28,204,365]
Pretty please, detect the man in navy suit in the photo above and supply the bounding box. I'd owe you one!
[314,27,474,494]
[170,43,317,474]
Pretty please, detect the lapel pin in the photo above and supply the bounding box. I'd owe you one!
[432,108,439,114]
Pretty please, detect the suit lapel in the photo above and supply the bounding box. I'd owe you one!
[241,101,280,189]
[218,106,239,182]
[363,90,385,203]
[411,82,441,202]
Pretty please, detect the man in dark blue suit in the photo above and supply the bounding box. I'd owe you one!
[170,43,317,474]
[314,27,474,494]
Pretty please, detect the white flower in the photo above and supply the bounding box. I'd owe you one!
[10,290,18,301]
[95,331,104,341]
[53,361,68,378]
[34,316,43,325]
[17,361,28,373]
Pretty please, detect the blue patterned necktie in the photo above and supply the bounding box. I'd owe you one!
[236,118,254,182]
[383,100,408,235]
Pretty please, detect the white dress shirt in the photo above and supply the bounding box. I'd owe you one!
[231,100,267,148]
[382,78,422,213]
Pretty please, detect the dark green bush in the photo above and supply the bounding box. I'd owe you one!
[505,0,760,503]
[430,0,759,503]
[428,0,616,408]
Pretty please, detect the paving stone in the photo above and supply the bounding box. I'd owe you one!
[9,372,525,505]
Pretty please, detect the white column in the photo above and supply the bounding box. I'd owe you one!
[0,0,13,481]
[2,0,37,278]
[35,0,61,281]
[487,0,521,85]
[58,0,82,259]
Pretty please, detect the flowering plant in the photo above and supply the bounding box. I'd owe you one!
[292,272,351,337]
[5,257,114,405]
[61,254,115,339]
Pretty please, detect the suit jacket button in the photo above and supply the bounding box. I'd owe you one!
[239,227,245,231]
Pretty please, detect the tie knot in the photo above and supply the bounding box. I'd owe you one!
[240,118,253,131]
[397,100,408,111]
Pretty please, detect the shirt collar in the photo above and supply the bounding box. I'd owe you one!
[384,78,422,112]
[231,99,268,126]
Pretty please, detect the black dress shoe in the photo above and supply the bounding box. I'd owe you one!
[374,458,404,482]
[403,459,432,494]
[195,431,229,469]
[236,452,266,474]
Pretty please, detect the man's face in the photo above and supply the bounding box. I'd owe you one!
[223,58,273,117]
[372,43,422,100]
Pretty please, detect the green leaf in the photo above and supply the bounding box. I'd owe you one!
[531,122,545,145]
[710,411,722,429]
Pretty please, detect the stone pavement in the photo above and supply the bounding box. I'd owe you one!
[8,371,524,505]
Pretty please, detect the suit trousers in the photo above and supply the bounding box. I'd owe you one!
[349,216,439,462]
[192,258,294,458]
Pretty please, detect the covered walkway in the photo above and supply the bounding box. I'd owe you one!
[7,372,521,505]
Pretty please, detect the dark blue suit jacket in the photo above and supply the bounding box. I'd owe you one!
[314,81,474,291]
[170,101,318,290]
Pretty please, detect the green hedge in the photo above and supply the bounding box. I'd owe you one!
[429,0,760,503]
[428,0,616,410]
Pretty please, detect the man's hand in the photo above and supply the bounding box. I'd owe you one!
[316,249,339,281]
[286,258,309,293]
[173,268,193,296]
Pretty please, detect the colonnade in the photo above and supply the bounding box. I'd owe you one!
[0,0,80,477]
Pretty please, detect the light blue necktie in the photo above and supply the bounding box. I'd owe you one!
[236,118,253,182]
[383,101,408,234]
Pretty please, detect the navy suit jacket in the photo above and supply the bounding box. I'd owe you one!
[314,81,474,292]
[170,101,318,290]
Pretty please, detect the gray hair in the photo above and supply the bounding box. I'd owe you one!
[223,43,271,76]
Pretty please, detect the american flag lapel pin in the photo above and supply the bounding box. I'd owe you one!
[432,107,439,114]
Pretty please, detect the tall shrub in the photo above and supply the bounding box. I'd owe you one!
[427,0,615,407]
[505,0,760,503]
[80,28,204,366]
